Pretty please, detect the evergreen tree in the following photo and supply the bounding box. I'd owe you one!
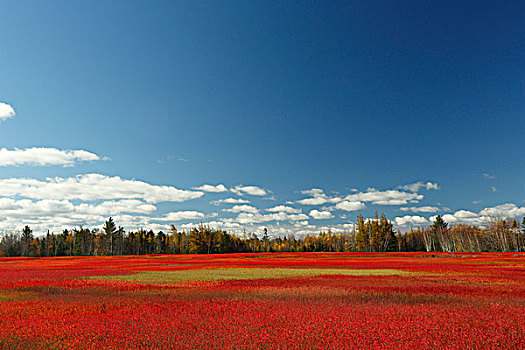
[103,217,117,255]
[433,215,448,230]
[355,215,369,251]
[21,225,33,256]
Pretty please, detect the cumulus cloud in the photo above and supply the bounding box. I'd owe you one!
[301,189,325,196]
[223,205,259,214]
[432,212,481,226]
[0,198,157,232]
[479,203,525,218]
[309,210,334,220]
[154,211,206,221]
[396,204,525,230]
[335,201,366,212]
[398,182,440,192]
[423,204,525,229]
[296,188,341,205]
[400,206,441,213]
[344,188,424,205]
[235,212,309,224]
[87,200,157,215]
[0,198,156,217]
[211,198,250,205]
[266,205,301,213]
[231,185,267,196]
[296,197,330,205]
[0,173,203,203]
[298,185,432,207]
[0,102,15,120]
[178,220,244,232]
[192,184,228,192]
[394,215,430,228]
[0,147,101,167]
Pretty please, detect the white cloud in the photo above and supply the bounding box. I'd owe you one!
[427,211,481,227]
[88,200,157,215]
[491,186,498,192]
[400,206,441,213]
[192,184,228,192]
[0,173,203,203]
[0,102,15,120]
[301,188,325,196]
[335,201,366,212]
[178,220,244,232]
[399,181,440,192]
[0,198,156,217]
[482,173,496,179]
[0,147,101,167]
[344,188,424,205]
[296,197,330,205]
[298,185,430,207]
[266,205,301,213]
[426,182,440,190]
[452,210,479,219]
[231,185,267,196]
[110,214,151,231]
[479,203,525,219]
[211,197,250,205]
[309,210,334,220]
[296,188,341,205]
[235,211,309,224]
[394,215,430,228]
[425,204,525,228]
[0,198,158,232]
[223,205,259,214]
[154,211,206,221]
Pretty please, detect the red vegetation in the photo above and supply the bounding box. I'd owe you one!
[0,253,524,349]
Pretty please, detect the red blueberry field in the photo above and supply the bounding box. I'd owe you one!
[1,253,525,349]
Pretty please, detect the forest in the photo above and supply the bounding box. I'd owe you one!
[1,213,524,257]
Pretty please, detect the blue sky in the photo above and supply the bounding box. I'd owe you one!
[0,1,524,235]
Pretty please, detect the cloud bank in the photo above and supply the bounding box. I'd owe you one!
[0,147,101,167]
[0,174,203,203]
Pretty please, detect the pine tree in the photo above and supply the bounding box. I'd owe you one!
[432,215,448,230]
[355,215,369,251]
[103,217,117,255]
[21,225,33,256]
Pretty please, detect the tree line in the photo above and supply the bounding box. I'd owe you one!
[1,214,525,257]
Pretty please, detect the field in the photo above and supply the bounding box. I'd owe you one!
[1,253,525,349]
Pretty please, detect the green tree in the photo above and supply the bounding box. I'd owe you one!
[378,213,398,252]
[189,225,209,254]
[103,217,117,255]
[433,215,448,231]
[21,225,33,256]
[354,215,369,251]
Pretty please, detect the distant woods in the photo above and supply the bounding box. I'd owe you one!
[1,214,525,257]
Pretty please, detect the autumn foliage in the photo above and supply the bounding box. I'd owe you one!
[0,252,524,349]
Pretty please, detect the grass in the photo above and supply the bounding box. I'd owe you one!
[0,291,36,302]
[89,267,411,284]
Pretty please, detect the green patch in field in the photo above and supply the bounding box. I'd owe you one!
[0,291,37,301]
[89,268,410,284]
